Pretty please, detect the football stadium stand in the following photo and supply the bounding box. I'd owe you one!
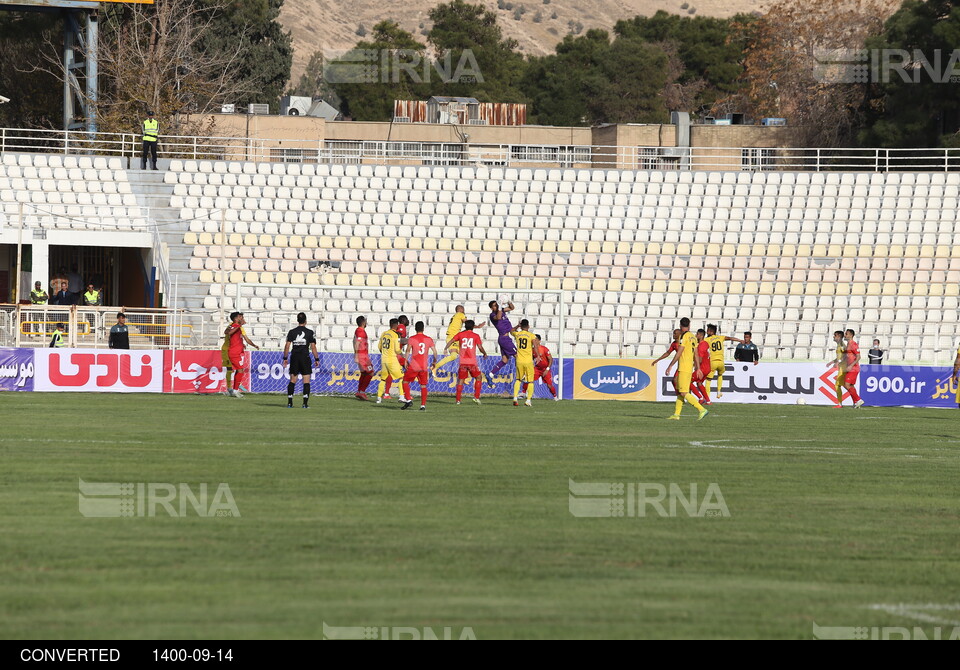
[3,148,960,363]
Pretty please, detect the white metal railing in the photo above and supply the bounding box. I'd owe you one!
[5,305,210,349]
[4,126,960,171]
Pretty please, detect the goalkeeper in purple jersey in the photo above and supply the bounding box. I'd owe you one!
[486,300,517,385]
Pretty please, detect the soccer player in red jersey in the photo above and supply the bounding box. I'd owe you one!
[383,314,410,400]
[444,319,487,404]
[692,328,711,404]
[652,329,682,394]
[533,334,559,400]
[843,328,865,408]
[401,321,438,411]
[353,316,374,400]
[221,312,260,397]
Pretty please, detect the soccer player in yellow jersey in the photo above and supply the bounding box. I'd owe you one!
[510,319,539,407]
[704,324,744,398]
[826,330,847,407]
[376,318,403,405]
[434,306,486,370]
[665,317,708,421]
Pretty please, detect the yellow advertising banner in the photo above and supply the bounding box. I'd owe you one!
[573,359,658,401]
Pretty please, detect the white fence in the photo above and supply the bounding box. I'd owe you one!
[4,126,960,171]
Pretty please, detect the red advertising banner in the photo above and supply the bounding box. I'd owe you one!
[35,349,164,393]
[163,350,227,394]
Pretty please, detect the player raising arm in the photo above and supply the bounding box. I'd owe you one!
[435,306,486,370]
[704,324,744,399]
[665,317,708,421]
[402,321,438,411]
[486,300,517,386]
[444,320,488,405]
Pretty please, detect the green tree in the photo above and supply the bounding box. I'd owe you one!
[195,0,293,113]
[859,0,960,147]
[287,50,342,110]
[427,0,527,102]
[329,21,428,121]
[614,10,753,115]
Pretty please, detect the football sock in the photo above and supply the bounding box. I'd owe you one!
[848,386,861,403]
[358,372,372,393]
[690,383,704,401]
[685,394,705,412]
[377,379,387,399]
[697,382,710,402]
[490,359,507,375]
[303,383,310,407]
[384,378,393,395]
[674,398,684,416]
[402,381,411,401]
[287,382,295,405]
[836,381,844,404]
[421,388,427,406]
[716,374,723,395]
[456,384,463,402]
[513,379,521,400]
[225,368,233,391]
[526,382,533,398]
[474,378,482,399]
[546,380,557,397]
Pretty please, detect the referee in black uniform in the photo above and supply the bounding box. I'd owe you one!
[283,312,319,408]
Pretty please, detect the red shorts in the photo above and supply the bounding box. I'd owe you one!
[696,365,710,381]
[534,367,552,383]
[357,355,374,373]
[457,364,481,380]
[397,356,407,368]
[224,350,245,370]
[845,370,859,385]
[403,368,429,385]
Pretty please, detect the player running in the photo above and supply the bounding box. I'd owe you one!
[704,324,744,398]
[533,334,558,400]
[444,319,488,405]
[221,312,260,398]
[827,330,848,407]
[652,329,682,394]
[402,321,438,411]
[510,319,539,407]
[693,328,711,405]
[353,316,375,401]
[486,300,517,386]
[282,312,319,409]
[435,306,486,370]
[665,317,708,421]
[376,318,403,405]
[843,328,865,408]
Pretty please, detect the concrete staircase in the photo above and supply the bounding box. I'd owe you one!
[127,169,216,346]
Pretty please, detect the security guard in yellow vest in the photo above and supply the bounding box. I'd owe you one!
[83,283,102,306]
[141,110,159,170]
[30,281,48,305]
[49,323,66,348]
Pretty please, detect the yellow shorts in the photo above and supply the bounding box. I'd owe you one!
[379,360,403,380]
[835,369,847,387]
[515,362,536,383]
[677,369,693,394]
[708,360,725,378]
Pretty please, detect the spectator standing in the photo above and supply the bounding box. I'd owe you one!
[83,283,102,306]
[141,110,159,170]
[66,264,82,304]
[868,339,884,365]
[734,332,760,364]
[109,313,130,349]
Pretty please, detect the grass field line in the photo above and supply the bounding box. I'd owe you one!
[866,604,960,626]
[0,437,146,445]
[665,440,853,456]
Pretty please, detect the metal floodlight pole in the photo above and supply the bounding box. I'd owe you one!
[15,202,24,307]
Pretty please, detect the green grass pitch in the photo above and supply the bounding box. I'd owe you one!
[1,393,958,639]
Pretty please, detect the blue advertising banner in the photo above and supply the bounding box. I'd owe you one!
[250,350,564,399]
[0,348,34,392]
[859,365,959,408]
